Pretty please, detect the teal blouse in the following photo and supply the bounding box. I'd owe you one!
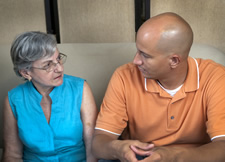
[8,74,86,162]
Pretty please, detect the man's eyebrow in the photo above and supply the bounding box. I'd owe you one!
[139,50,149,55]
[138,50,145,54]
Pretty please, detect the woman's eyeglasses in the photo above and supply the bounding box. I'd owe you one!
[31,53,67,72]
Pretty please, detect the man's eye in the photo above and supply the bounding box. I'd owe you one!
[141,53,151,58]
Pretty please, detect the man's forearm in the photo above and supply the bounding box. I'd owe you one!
[177,140,225,162]
[92,133,155,161]
[92,134,120,160]
[153,140,225,162]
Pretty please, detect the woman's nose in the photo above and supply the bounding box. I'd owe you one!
[54,62,63,72]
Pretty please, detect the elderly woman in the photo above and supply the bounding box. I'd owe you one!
[2,31,98,162]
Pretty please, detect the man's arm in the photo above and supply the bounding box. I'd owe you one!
[177,138,225,162]
[92,130,154,161]
[131,137,225,162]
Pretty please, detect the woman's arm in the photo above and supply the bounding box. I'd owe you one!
[2,96,23,162]
[80,81,98,162]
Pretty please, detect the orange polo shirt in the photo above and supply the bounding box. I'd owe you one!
[96,57,225,146]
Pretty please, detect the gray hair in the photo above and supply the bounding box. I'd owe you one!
[10,31,57,77]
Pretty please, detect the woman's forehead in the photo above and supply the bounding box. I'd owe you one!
[34,52,59,64]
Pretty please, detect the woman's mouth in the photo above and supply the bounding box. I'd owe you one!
[54,74,62,80]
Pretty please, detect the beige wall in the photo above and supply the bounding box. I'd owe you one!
[58,0,135,43]
[151,0,225,53]
[1,0,224,50]
[0,0,46,44]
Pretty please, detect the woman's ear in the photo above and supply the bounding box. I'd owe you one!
[169,54,180,69]
[19,69,32,81]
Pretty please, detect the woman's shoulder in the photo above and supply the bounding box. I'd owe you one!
[9,81,29,94]
[63,74,85,82]
[63,74,86,89]
[8,82,30,102]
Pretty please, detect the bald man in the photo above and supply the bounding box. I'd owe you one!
[92,12,225,161]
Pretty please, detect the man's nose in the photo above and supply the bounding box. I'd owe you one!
[133,52,142,65]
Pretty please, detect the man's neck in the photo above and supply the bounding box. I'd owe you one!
[158,61,188,90]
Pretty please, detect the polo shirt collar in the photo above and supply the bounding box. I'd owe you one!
[145,57,199,93]
[184,57,199,92]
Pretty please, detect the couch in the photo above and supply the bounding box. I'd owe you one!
[0,42,225,158]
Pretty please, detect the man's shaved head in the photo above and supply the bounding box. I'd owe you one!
[137,12,193,58]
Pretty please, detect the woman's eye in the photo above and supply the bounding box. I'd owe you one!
[57,55,62,61]
[43,62,52,69]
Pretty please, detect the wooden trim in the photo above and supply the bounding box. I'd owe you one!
[44,0,60,43]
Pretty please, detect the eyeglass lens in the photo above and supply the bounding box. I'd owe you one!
[47,53,67,72]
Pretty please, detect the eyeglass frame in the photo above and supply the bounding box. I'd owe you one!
[30,53,67,72]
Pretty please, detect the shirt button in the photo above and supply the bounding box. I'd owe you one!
[171,116,175,119]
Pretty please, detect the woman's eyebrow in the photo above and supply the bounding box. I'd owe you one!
[40,54,60,64]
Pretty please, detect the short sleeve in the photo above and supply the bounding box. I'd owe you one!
[96,69,128,135]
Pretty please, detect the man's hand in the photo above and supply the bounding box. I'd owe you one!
[115,140,154,162]
[92,130,155,161]
[131,145,186,162]
[138,146,183,162]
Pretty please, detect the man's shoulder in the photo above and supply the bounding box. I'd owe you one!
[115,62,138,74]
[195,58,225,87]
[197,58,225,73]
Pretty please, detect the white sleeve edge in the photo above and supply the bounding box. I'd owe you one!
[95,127,121,136]
[211,135,225,141]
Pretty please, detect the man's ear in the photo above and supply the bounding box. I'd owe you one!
[19,69,32,81]
[169,54,180,69]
